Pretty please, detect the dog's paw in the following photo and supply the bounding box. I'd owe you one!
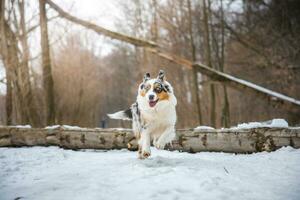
[138,151,151,159]
[154,141,166,150]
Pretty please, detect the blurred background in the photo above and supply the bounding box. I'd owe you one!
[0,0,299,129]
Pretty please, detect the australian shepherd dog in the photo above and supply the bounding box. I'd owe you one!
[108,70,177,159]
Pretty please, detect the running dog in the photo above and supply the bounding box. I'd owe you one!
[108,70,177,159]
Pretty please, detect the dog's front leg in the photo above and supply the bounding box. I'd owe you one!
[138,127,151,159]
[155,126,175,150]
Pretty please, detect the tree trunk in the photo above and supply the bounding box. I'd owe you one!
[19,0,41,127]
[1,2,27,125]
[187,0,202,125]
[39,0,55,125]
[203,0,216,127]
[0,1,12,125]
[219,0,230,127]
[0,126,299,153]
[150,0,158,41]
[209,0,230,127]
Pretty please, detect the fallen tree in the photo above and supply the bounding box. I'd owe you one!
[0,126,299,153]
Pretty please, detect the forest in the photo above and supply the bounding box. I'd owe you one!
[0,0,299,129]
[1,1,300,199]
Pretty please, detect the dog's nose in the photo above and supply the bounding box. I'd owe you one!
[149,94,155,100]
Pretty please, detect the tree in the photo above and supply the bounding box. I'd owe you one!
[0,0,12,125]
[187,0,203,125]
[39,0,55,125]
[18,0,41,126]
[202,0,216,127]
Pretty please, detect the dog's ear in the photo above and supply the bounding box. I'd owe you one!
[143,72,150,82]
[157,70,165,82]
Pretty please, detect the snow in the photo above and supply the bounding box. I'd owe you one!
[44,125,88,130]
[218,67,300,106]
[232,119,289,129]
[8,125,32,128]
[195,62,300,106]
[194,119,289,131]
[194,126,215,131]
[61,125,87,130]
[45,125,61,129]
[1,147,300,200]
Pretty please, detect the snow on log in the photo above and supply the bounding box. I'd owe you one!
[0,126,299,153]
[192,63,300,109]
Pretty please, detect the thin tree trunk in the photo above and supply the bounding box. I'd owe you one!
[1,2,26,125]
[187,0,202,125]
[222,85,230,127]
[219,0,230,127]
[0,1,12,125]
[19,0,41,127]
[39,0,55,125]
[203,0,216,127]
[151,0,158,42]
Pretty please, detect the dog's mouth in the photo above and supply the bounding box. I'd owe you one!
[149,99,159,107]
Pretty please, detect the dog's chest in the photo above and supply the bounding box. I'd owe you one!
[141,106,175,126]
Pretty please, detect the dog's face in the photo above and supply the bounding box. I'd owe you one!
[138,70,172,108]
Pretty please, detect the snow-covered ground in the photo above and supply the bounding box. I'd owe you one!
[0,147,300,200]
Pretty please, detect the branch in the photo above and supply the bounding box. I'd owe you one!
[192,62,300,108]
[147,48,300,108]
[212,11,288,70]
[45,0,157,48]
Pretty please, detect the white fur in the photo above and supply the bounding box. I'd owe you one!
[135,79,177,159]
[107,111,131,120]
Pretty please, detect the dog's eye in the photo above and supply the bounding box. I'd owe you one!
[154,87,162,93]
[144,84,151,91]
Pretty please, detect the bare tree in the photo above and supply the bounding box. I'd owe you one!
[187,0,203,125]
[18,0,41,126]
[39,0,55,125]
[0,0,12,125]
[202,0,216,127]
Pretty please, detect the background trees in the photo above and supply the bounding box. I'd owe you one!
[0,0,299,128]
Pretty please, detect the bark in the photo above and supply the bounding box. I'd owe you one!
[0,126,299,153]
[44,0,300,110]
[39,0,55,125]
[221,86,230,127]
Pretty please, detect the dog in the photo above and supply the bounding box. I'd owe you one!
[108,70,177,159]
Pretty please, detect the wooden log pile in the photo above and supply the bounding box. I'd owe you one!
[0,126,299,153]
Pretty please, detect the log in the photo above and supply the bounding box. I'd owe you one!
[0,126,299,153]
